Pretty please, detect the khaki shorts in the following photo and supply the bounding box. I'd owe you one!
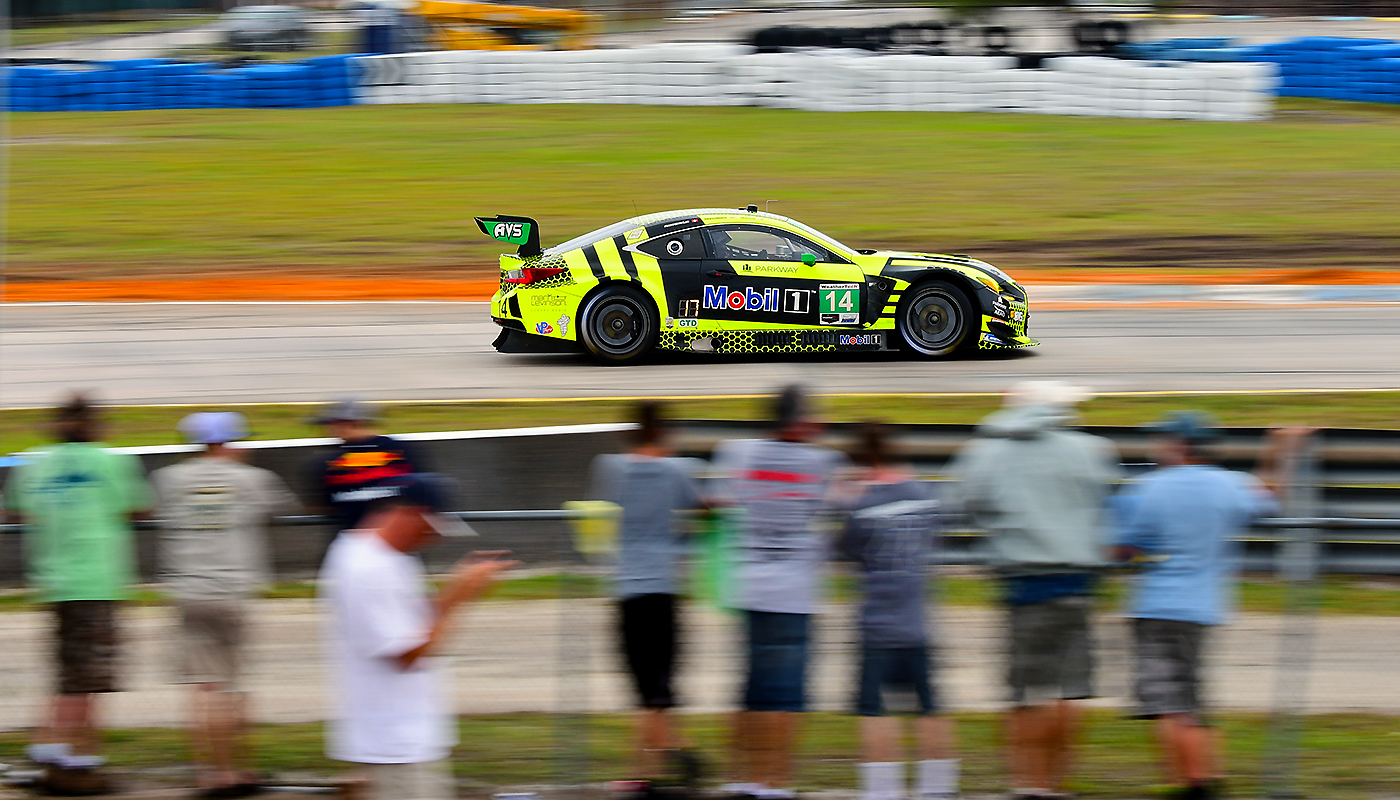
[1007,595,1095,706]
[366,759,453,800]
[177,600,246,687]
[55,601,120,695]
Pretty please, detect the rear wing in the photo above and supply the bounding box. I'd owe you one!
[475,215,542,258]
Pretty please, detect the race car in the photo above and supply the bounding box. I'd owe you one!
[480,206,1036,364]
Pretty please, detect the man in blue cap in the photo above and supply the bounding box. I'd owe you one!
[310,398,427,541]
[319,473,516,800]
[153,411,301,797]
[1114,411,1300,800]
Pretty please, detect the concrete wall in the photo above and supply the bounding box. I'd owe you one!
[0,425,631,586]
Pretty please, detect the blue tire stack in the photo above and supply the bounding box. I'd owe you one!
[1123,35,1400,105]
[2,55,362,111]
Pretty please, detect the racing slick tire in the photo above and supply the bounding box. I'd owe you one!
[896,279,976,358]
[578,284,658,365]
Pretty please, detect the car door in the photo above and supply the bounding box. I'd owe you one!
[700,224,867,329]
[630,222,709,333]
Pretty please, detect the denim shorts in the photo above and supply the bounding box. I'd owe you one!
[743,610,810,712]
[856,645,937,717]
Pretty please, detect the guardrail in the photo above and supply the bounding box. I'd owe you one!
[3,510,1395,574]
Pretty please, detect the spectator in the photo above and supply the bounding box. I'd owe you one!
[711,385,849,800]
[838,422,958,800]
[590,401,707,793]
[318,474,515,800]
[310,398,426,536]
[3,394,153,796]
[1113,413,1295,800]
[948,381,1123,800]
[152,411,301,798]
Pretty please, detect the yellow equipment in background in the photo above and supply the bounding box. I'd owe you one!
[414,0,598,50]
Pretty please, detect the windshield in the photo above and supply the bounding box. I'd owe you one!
[777,217,856,257]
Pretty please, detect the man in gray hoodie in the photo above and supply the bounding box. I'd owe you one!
[949,382,1123,800]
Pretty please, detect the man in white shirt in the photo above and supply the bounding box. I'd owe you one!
[318,474,515,800]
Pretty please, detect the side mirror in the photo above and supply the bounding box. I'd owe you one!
[801,253,817,266]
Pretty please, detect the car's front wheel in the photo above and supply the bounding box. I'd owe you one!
[897,280,975,358]
[578,284,657,365]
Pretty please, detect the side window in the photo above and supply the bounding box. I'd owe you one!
[706,226,838,263]
[637,229,705,260]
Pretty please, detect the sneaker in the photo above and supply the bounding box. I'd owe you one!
[610,780,652,800]
[663,749,705,789]
[26,743,71,765]
[1174,783,1221,800]
[38,764,113,796]
[718,783,763,800]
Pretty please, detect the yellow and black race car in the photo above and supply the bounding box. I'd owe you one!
[480,206,1037,364]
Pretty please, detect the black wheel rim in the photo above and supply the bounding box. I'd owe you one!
[591,296,647,355]
[905,289,964,354]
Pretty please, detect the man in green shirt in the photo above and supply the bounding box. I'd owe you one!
[3,395,152,794]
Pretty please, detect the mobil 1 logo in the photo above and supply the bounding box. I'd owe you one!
[819,283,860,325]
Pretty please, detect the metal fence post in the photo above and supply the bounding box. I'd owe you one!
[1263,430,1322,799]
[555,518,592,793]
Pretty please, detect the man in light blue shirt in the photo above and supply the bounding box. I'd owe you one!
[1114,411,1296,800]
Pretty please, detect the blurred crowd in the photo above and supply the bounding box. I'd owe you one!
[1,385,1308,800]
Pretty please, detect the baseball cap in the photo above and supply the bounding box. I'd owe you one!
[1004,380,1094,409]
[178,411,251,445]
[310,398,377,425]
[383,473,476,538]
[1148,410,1221,444]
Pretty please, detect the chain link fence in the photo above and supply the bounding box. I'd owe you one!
[1,425,1398,796]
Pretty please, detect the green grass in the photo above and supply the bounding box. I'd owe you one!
[2,712,1398,798]
[8,100,1400,278]
[10,15,217,48]
[5,391,1400,456]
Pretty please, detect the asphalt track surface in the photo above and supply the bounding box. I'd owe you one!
[2,302,1398,407]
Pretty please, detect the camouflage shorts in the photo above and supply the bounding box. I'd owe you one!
[1007,595,1095,705]
[1132,617,1208,720]
[55,601,120,695]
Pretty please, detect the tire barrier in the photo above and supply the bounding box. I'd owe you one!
[2,54,358,111]
[750,22,969,55]
[1122,35,1400,105]
[352,45,1274,121]
[2,45,1275,120]
[1073,20,1133,55]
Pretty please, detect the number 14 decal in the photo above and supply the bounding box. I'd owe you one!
[819,283,861,326]
[821,287,856,313]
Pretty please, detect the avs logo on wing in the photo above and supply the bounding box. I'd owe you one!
[703,285,780,313]
[486,220,532,245]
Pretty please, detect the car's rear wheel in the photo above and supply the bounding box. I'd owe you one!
[897,280,975,358]
[579,284,657,365]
